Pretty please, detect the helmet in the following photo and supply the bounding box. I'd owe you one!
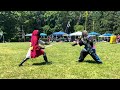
[82,30,88,37]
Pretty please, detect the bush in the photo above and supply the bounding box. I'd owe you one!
[25,37,31,42]
[74,24,84,32]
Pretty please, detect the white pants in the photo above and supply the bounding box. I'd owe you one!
[26,48,31,58]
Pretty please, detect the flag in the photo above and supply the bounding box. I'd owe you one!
[22,29,25,39]
[67,21,71,28]
[21,25,25,39]
[65,21,71,34]
[0,30,3,39]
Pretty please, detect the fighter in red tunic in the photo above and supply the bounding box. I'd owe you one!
[19,30,48,66]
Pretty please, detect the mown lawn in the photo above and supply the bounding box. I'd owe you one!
[0,42,120,79]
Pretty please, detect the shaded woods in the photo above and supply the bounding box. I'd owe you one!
[0,11,120,42]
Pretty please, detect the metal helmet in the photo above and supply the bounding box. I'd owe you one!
[82,30,88,37]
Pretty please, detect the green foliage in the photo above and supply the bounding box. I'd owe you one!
[1,11,120,42]
[42,25,50,34]
[54,24,63,32]
[74,24,84,32]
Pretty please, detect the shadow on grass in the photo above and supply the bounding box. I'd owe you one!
[84,60,97,64]
[32,61,52,66]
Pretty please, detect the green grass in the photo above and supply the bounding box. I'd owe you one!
[0,42,120,79]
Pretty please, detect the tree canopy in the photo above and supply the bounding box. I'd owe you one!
[0,11,120,42]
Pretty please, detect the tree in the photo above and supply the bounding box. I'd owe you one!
[42,25,50,34]
[84,11,89,30]
[1,11,120,42]
[74,24,84,32]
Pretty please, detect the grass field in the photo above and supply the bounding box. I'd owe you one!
[0,42,120,79]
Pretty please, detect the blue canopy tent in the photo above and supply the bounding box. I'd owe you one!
[100,33,113,42]
[25,33,47,37]
[102,33,113,37]
[98,33,113,42]
[52,31,67,36]
[89,32,100,36]
[40,33,47,36]
[88,32,101,42]
[52,31,68,41]
[40,33,47,38]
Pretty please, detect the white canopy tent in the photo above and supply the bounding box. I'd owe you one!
[98,34,113,42]
[69,31,82,41]
[69,31,82,36]
[25,33,32,36]
[98,35,104,37]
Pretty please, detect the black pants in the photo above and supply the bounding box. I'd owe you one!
[79,48,102,63]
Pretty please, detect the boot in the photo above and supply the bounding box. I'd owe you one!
[96,60,103,64]
[43,53,48,63]
[43,55,48,63]
[19,58,29,66]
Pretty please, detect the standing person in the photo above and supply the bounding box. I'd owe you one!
[47,36,51,42]
[19,30,48,66]
[117,34,120,43]
[72,30,102,64]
